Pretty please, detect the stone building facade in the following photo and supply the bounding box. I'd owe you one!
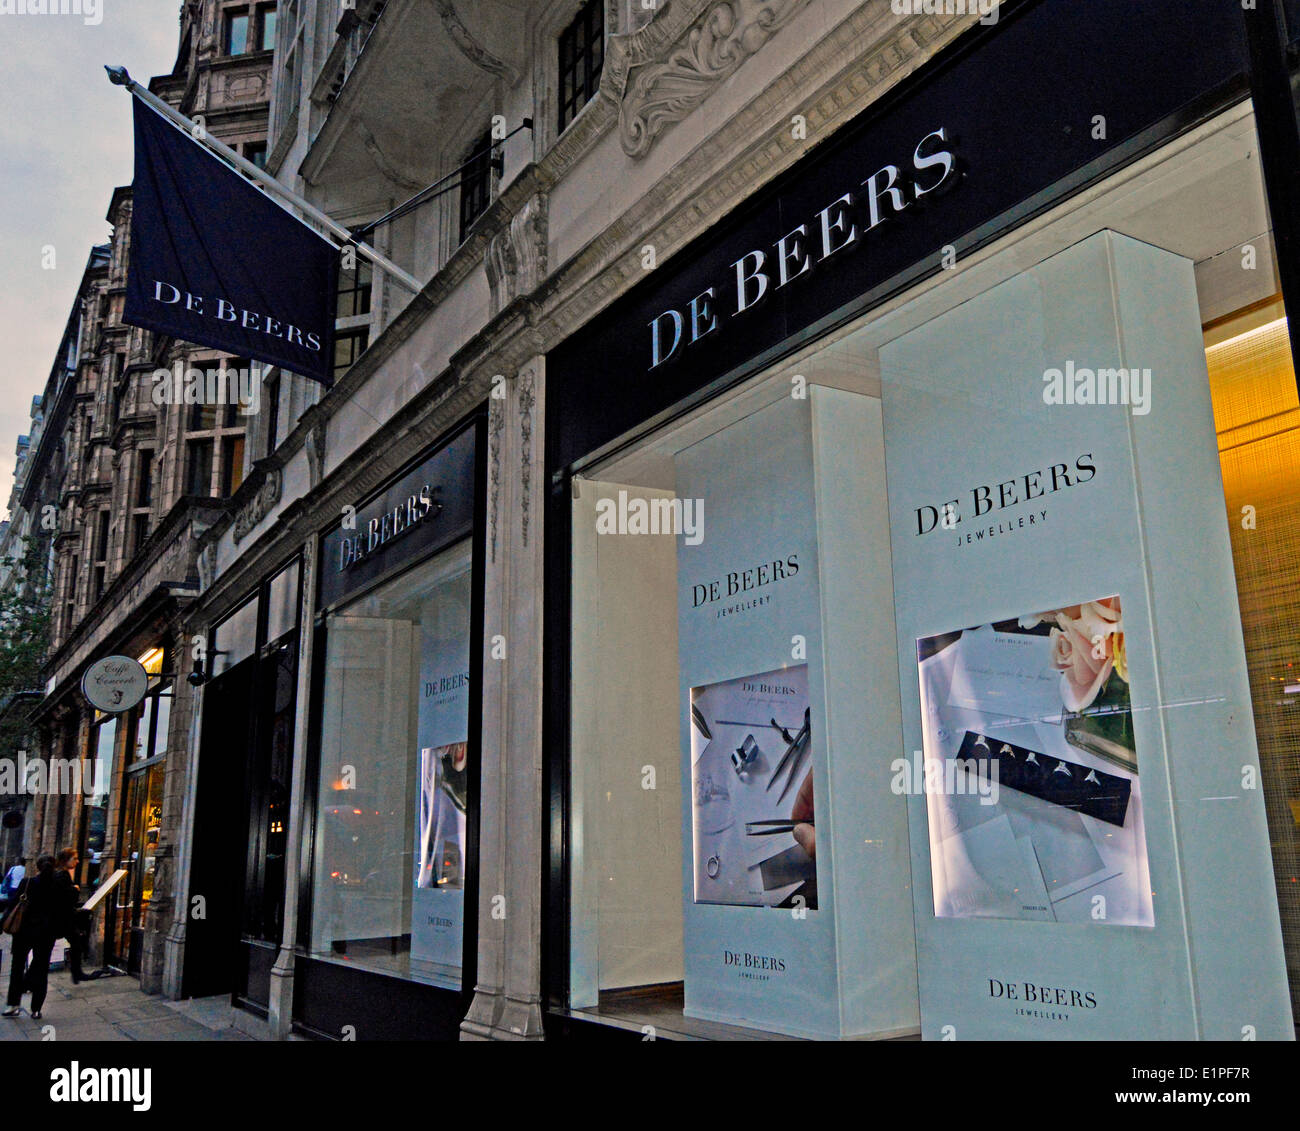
[20,0,279,992]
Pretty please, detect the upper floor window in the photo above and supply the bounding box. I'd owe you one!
[224,10,251,55]
[224,4,276,56]
[245,141,268,169]
[258,2,277,51]
[338,257,373,319]
[333,328,370,383]
[184,360,247,497]
[458,130,495,244]
[558,0,604,133]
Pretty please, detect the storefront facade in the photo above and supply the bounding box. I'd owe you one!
[542,0,1300,1039]
[170,412,489,1040]
[157,0,1300,1041]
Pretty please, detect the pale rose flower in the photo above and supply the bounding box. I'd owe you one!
[1050,611,1115,712]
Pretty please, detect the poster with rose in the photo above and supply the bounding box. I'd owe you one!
[915,594,1154,927]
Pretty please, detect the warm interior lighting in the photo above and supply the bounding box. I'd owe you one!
[1204,315,1290,355]
[137,646,165,674]
[1205,301,1300,976]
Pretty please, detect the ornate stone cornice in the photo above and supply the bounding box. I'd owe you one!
[619,0,812,157]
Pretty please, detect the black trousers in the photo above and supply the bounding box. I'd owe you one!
[7,932,55,1011]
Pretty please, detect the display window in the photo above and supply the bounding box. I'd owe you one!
[308,539,473,989]
[550,98,1297,1040]
[300,420,483,1018]
[79,715,116,892]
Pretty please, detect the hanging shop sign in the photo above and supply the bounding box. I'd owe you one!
[81,655,149,713]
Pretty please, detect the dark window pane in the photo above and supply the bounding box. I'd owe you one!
[136,450,154,507]
[264,374,280,458]
[558,0,605,132]
[338,258,373,318]
[187,439,214,496]
[459,131,494,243]
[190,402,219,431]
[333,329,370,381]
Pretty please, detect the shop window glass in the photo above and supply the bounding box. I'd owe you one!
[265,559,300,643]
[1205,301,1300,1019]
[131,695,154,762]
[557,108,1297,1040]
[212,596,258,676]
[310,540,472,989]
[109,763,165,971]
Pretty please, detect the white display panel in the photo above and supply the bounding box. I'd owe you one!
[410,560,472,976]
[674,390,919,1038]
[881,230,1293,1039]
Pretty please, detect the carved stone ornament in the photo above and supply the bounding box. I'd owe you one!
[518,365,536,549]
[196,542,216,593]
[485,193,549,315]
[619,0,812,157]
[487,396,504,564]
[306,424,326,490]
[432,0,516,83]
[232,467,283,545]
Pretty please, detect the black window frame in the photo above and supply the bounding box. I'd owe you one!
[457,130,495,244]
[558,0,605,134]
[332,327,370,382]
[223,8,251,56]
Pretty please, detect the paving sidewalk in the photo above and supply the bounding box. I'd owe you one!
[0,935,256,1042]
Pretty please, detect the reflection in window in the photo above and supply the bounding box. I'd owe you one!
[333,328,369,381]
[311,540,473,989]
[212,595,259,677]
[225,11,250,55]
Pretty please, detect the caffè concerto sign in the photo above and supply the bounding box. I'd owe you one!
[82,655,149,713]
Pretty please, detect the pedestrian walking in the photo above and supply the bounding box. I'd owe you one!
[0,858,25,917]
[2,851,76,1019]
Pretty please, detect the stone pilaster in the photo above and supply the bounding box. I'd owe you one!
[461,356,546,1041]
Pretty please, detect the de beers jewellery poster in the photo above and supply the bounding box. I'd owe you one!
[881,231,1291,1039]
[410,559,473,982]
[915,596,1153,928]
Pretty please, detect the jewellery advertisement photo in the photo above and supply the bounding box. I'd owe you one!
[916,595,1153,926]
[409,555,473,977]
[689,664,817,909]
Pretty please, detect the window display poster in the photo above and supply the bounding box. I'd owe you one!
[410,569,471,976]
[880,231,1291,1038]
[689,664,816,909]
[675,394,840,1037]
[917,595,1153,927]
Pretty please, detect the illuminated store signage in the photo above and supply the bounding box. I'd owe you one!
[319,426,477,608]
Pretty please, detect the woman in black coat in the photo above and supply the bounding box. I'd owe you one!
[3,850,77,1019]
